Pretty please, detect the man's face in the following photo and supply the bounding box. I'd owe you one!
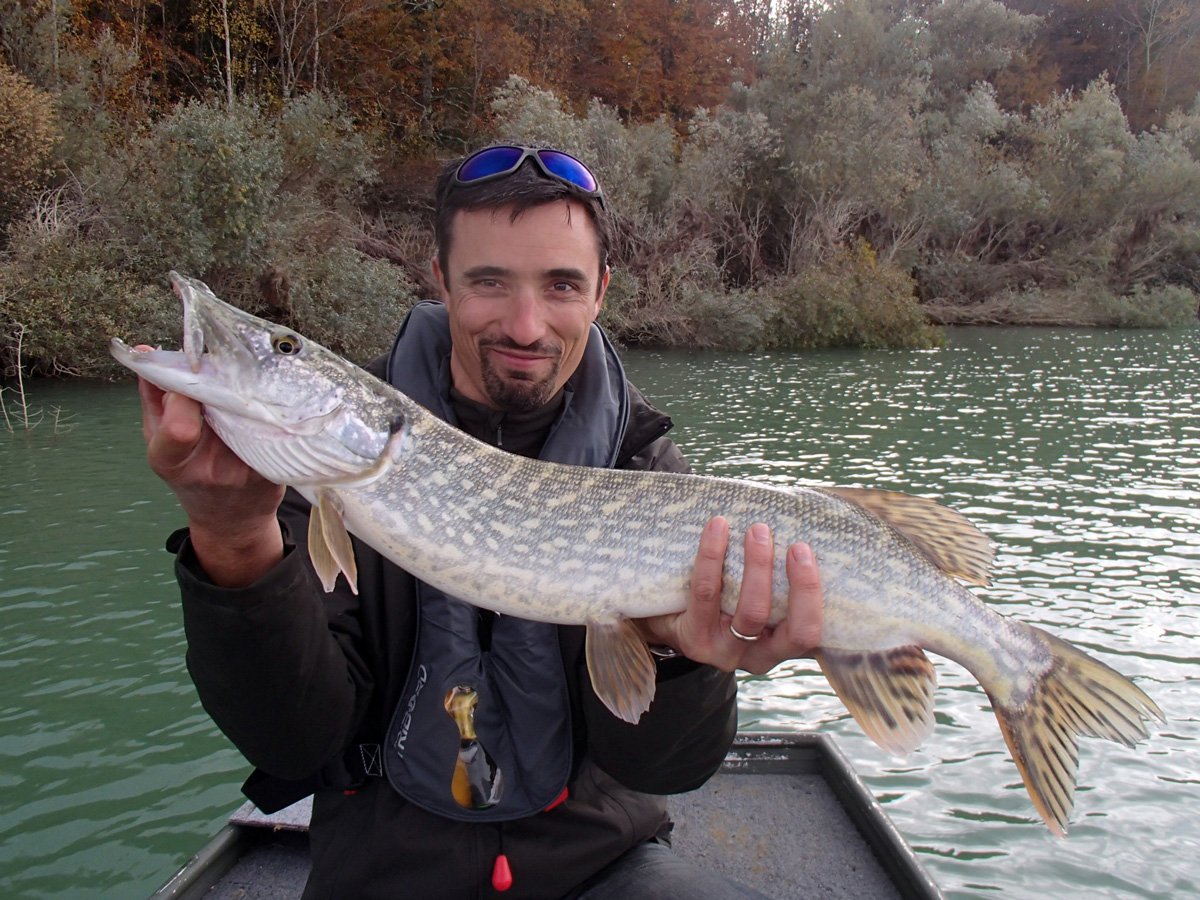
[433,200,609,412]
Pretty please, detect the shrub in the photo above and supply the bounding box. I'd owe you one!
[279,91,378,202]
[677,286,775,351]
[0,219,175,378]
[91,96,283,279]
[283,244,418,363]
[1,89,418,376]
[0,62,60,232]
[922,280,1197,327]
[1093,284,1197,327]
[764,241,943,349]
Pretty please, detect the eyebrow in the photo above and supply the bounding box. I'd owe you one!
[547,267,590,283]
[463,265,511,280]
[462,265,591,284]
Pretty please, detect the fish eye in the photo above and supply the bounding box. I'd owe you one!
[272,333,303,356]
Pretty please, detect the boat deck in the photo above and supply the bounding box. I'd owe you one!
[153,732,941,899]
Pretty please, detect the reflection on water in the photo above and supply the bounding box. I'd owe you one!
[0,327,1197,898]
[623,327,1200,899]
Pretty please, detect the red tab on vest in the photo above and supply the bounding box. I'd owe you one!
[492,853,513,892]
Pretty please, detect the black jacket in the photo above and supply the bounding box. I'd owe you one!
[174,369,738,899]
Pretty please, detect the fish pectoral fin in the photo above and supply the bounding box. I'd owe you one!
[585,619,657,725]
[307,489,359,595]
[818,645,937,755]
[818,486,994,586]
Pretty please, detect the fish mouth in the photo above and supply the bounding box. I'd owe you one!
[109,271,266,406]
[171,270,254,374]
[111,272,352,439]
[176,272,206,373]
[109,272,252,379]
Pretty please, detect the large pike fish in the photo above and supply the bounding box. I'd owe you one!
[112,273,1163,836]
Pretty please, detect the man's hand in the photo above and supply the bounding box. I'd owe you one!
[138,374,285,587]
[637,517,823,673]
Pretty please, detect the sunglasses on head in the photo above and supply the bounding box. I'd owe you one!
[453,146,605,208]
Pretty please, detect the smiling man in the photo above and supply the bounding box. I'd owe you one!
[138,145,824,898]
[435,200,607,414]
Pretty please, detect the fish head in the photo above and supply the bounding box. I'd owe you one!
[111,272,405,485]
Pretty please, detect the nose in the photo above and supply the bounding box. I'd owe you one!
[501,287,546,348]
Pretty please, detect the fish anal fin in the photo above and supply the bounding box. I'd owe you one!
[818,645,937,755]
[306,489,358,595]
[585,619,656,724]
[820,486,994,586]
[988,627,1165,835]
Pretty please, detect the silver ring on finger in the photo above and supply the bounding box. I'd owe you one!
[729,623,762,642]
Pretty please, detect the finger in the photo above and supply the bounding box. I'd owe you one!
[729,523,773,642]
[137,376,166,443]
[147,390,206,475]
[783,542,822,653]
[689,516,729,614]
[737,542,824,673]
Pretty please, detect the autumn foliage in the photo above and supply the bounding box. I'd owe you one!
[0,62,58,229]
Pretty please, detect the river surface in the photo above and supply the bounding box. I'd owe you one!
[1,327,1197,898]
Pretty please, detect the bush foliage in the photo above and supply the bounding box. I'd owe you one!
[0,62,59,233]
[2,0,1198,379]
[2,94,416,377]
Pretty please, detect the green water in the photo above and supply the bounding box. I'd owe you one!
[2,327,1198,898]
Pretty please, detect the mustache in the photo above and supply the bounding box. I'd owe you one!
[479,336,563,357]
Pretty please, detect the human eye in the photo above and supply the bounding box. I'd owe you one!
[472,276,505,292]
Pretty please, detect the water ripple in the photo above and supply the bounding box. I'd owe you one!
[625,326,1200,899]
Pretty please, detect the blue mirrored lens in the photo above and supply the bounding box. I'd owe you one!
[538,151,598,192]
[458,147,524,182]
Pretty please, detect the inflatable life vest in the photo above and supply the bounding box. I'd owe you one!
[382,302,629,821]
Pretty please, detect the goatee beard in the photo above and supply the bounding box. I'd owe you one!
[479,340,562,413]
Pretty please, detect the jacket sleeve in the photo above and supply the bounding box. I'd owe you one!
[582,658,738,794]
[583,422,739,794]
[176,490,375,781]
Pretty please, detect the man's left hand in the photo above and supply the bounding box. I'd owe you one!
[636,516,823,673]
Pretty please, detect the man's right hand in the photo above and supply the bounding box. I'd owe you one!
[139,375,285,587]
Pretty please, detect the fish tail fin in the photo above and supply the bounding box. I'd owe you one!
[988,627,1164,835]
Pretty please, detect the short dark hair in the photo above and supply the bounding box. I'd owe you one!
[433,150,613,291]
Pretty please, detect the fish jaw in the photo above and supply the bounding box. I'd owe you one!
[109,273,403,486]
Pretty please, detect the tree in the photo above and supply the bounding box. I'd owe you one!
[1114,0,1200,125]
[1002,0,1200,128]
[575,0,758,120]
[188,0,271,99]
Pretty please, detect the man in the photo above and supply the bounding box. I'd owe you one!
[138,145,823,898]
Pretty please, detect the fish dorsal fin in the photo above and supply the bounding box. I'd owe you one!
[307,488,359,595]
[818,646,937,755]
[584,619,657,724]
[818,486,994,586]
